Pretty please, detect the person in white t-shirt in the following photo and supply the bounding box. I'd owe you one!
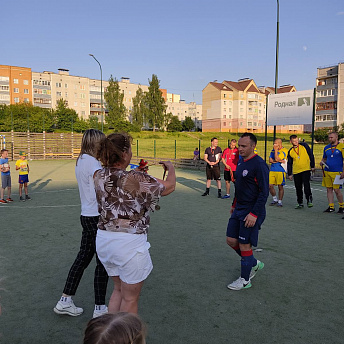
[54,129,109,318]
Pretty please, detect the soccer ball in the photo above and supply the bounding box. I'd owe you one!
[3,163,10,172]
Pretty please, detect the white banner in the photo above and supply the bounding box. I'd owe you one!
[267,90,314,126]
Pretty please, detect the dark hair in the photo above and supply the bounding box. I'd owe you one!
[211,137,217,142]
[290,134,298,140]
[97,132,132,167]
[1,149,8,154]
[83,312,146,344]
[77,129,106,165]
[230,139,237,143]
[240,132,257,145]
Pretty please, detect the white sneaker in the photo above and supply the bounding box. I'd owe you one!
[93,306,108,318]
[250,260,264,279]
[54,300,83,316]
[227,277,252,290]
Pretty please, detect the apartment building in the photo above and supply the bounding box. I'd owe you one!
[202,78,266,133]
[0,65,32,105]
[202,79,301,133]
[1,65,202,127]
[166,98,202,130]
[315,62,344,128]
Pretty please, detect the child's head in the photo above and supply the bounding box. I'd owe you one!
[79,129,106,161]
[1,149,8,158]
[19,151,26,159]
[84,312,146,344]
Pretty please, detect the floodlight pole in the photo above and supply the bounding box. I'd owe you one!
[273,0,279,142]
[89,54,104,132]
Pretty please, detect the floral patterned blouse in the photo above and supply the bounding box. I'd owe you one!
[94,168,165,234]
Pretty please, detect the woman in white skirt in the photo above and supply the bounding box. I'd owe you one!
[94,132,175,314]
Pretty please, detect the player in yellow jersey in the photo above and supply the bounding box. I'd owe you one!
[287,135,315,209]
[269,139,288,207]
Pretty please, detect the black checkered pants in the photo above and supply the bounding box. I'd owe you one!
[63,215,108,305]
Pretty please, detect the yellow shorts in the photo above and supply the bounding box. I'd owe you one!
[269,171,286,186]
[322,171,342,189]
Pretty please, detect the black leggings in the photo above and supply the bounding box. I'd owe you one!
[63,215,108,305]
[293,170,312,204]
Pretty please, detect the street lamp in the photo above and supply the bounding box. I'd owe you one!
[273,0,280,141]
[89,54,104,132]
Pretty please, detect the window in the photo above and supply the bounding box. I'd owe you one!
[81,102,85,107]
[240,108,243,112]
[24,98,29,103]
[74,102,78,106]
[80,85,85,90]
[74,93,78,98]
[0,76,9,82]
[224,115,226,118]
[24,89,29,94]
[0,94,10,101]
[13,79,18,84]
[14,97,19,103]
[223,122,226,126]
[240,93,244,98]
[80,93,85,99]
[65,84,68,88]
[81,111,86,116]
[240,101,244,105]
[23,80,29,85]
[56,91,62,97]
[223,94,227,98]
[224,101,226,105]
[65,92,68,98]
[56,82,61,87]
[0,85,9,91]
[14,88,19,93]
[229,108,232,112]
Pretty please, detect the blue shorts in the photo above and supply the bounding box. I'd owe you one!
[19,175,29,184]
[226,209,265,247]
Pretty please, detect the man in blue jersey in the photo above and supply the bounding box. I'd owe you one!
[226,133,269,290]
[269,139,288,207]
[320,132,344,213]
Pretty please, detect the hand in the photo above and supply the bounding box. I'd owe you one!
[340,172,344,180]
[273,143,278,150]
[244,213,257,228]
[288,175,293,181]
[311,168,315,173]
[230,206,235,215]
[159,161,173,171]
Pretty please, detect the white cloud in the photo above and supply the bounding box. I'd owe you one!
[336,11,344,15]
[303,46,307,51]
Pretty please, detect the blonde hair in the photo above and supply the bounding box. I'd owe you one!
[83,312,146,344]
[77,129,106,165]
[96,132,132,167]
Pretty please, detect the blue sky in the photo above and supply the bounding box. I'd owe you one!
[2,0,344,104]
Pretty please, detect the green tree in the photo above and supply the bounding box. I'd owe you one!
[104,75,127,128]
[88,115,100,130]
[53,99,80,131]
[131,86,145,129]
[0,103,54,132]
[144,74,167,131]
[314,128,329,143]
[167,116,182,132]
[182,116,195,131]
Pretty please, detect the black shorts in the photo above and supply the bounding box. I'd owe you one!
[206,165,221,180]
[224,170,236,182]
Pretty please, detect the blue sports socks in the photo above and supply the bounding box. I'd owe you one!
[241,249,256,281]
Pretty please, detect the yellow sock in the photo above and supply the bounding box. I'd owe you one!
[339,202,344,208]
[329,203,335,208]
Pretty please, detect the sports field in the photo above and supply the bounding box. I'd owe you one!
[0,160,343,344]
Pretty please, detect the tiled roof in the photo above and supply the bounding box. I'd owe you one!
[209,82,232,91]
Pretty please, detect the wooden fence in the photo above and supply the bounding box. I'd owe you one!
[0,131,83,160]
